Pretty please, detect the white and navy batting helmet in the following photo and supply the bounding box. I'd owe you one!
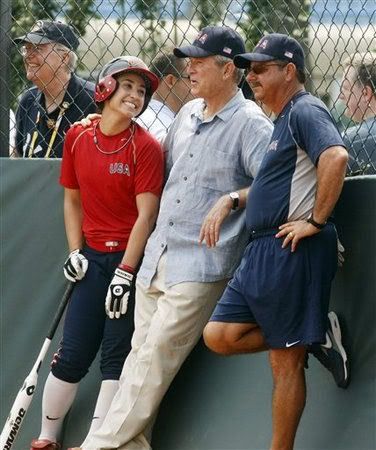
[95,56,159,116]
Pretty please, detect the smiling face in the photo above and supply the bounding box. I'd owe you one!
[103,72,146,119]
[21,43,69,88]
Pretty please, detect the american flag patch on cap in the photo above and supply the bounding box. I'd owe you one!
[223,46,232,54]
[198,33,208,44]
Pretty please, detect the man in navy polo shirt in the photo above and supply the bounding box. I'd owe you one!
[14,20,96,158]
[204,33,349,450]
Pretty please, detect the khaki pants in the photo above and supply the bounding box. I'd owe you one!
[81,252,228,450]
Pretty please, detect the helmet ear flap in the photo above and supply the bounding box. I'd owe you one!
[95,75,118,102]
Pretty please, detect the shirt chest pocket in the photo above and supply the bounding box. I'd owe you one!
[197,148,239,192]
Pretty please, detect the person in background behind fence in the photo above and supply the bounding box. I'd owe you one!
[30,56,164,450]
[14,20,96,158]
[203,33,350,450]
[71,25,273,450]
[340,51,376,175]
[137,52,194,140]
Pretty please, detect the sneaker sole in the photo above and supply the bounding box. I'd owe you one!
[328,311,350,387]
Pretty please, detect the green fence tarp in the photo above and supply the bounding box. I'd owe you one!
[1,160,375,450]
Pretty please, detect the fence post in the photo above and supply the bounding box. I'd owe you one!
[0,0,11,157]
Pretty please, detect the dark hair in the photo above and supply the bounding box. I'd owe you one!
[150,53,185,78]
[296,67,306,84]
[275,60,306,84]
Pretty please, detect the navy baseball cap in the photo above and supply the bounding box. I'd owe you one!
[15,20,79,51]
[174,26,245,60]
[234,33,305,70]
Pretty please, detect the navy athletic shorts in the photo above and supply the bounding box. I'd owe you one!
[210,224,338,348]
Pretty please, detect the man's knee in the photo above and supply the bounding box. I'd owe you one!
[203,321,236,355]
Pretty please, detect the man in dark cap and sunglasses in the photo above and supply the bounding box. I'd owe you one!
[14,20,96,158]
[204,33,350,450]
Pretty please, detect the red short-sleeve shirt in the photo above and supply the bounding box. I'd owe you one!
[60,121,164,251]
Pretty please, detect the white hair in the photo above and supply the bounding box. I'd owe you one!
[54,43,78,72]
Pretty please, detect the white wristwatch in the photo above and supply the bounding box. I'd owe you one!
[229,191,240,210]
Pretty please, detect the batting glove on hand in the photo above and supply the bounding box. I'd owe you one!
[63,249,89,282]
[105,267,134,319]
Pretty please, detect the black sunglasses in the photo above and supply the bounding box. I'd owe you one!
[246,62,288,75]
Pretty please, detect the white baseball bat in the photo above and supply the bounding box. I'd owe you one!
[0,282,74,450]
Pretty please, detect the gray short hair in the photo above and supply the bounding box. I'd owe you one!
[343,51,376,95]
[54,43,78,72]
[214,55,244,85]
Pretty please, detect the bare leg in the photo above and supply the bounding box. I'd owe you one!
[203,321,268,355]
[269,347,307,450]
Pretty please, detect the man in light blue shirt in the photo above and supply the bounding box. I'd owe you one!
[140,88,270,286]
[78,26,273,450]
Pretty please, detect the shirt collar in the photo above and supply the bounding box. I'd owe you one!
[276,90,308,122]
[191,89,246,123]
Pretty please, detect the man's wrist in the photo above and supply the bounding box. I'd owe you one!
[229,191,240,210]
[306,215,326,230]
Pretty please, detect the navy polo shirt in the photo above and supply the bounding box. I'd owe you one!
[15,74,96,158]
[246,91,345,230]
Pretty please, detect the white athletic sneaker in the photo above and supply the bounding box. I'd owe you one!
[311,311,350,388]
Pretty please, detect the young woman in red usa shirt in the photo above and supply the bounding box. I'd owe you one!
[30,56,164,450]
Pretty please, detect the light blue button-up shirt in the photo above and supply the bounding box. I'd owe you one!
[138,90,274,288]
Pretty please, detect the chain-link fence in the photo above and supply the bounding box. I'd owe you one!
[1,0,375,172]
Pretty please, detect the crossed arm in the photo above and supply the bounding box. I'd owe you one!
[199,187,249,248]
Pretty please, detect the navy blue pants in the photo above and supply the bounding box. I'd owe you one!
[52,246,134,383]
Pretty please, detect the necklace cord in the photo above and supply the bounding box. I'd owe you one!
[93,122,135,155]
